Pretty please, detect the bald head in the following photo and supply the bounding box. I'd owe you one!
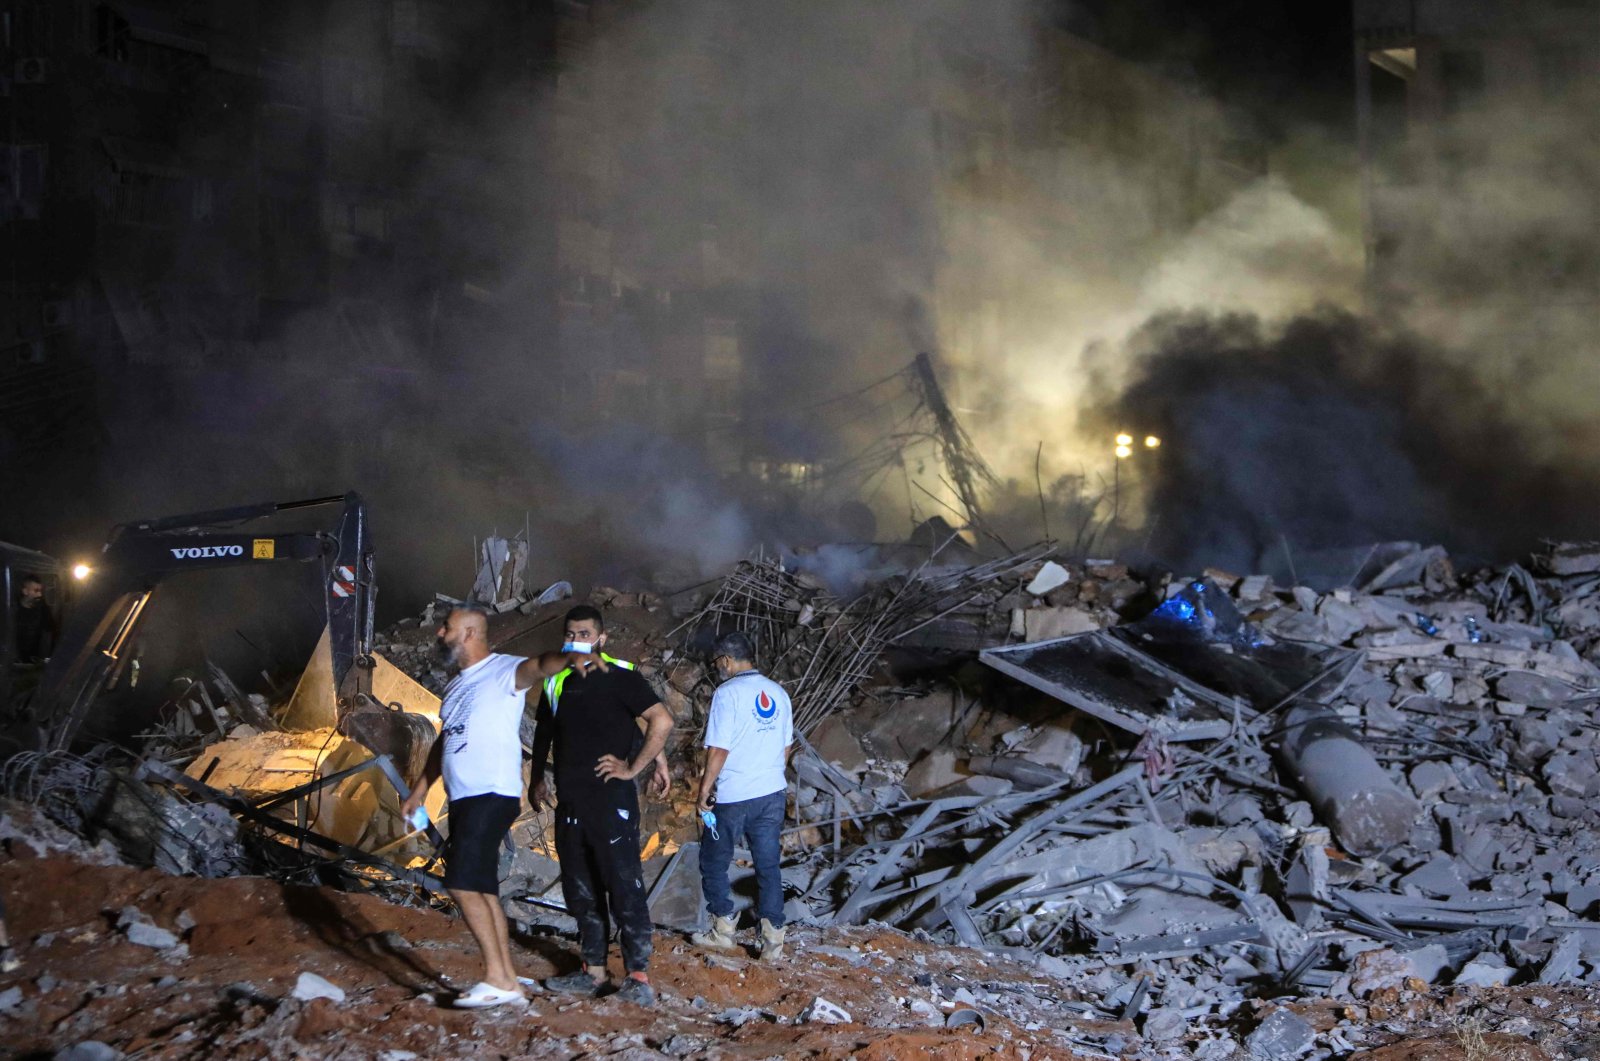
[437,605,491,669]
[453,607,488,638]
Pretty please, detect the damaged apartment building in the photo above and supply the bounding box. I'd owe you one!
[1355,0,1600,417]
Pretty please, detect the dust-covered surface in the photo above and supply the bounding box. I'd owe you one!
[0,851,1077,1060]
[5,850,1600,1061]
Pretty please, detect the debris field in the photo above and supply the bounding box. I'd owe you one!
[7,533,1600,1059]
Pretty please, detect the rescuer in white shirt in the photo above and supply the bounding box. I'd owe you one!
[690,630,794,960]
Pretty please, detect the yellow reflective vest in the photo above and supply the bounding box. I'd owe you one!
[542,653,636,715]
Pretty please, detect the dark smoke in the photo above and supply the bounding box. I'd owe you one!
[1088,309,1599,578]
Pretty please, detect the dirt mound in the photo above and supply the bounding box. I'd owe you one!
[0,853,1072,1059]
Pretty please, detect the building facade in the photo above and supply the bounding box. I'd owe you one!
[1354,0,1600,413]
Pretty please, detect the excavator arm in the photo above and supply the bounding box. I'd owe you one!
[32,493,431,771]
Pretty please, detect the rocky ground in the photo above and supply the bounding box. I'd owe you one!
[4,843,1600,1061]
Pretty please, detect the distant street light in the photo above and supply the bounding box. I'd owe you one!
[1111,431,1160,524]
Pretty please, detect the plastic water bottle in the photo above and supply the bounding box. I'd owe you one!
[1415,613,1440,636]
[1465,616,1482,643]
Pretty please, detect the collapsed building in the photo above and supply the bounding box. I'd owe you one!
[8,522,1600,1056]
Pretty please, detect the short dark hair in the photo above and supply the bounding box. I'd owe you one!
[20,573,44,587]
[711,630,756,663]
[564,604,604,631]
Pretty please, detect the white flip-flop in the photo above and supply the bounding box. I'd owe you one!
[453,981,528,1009]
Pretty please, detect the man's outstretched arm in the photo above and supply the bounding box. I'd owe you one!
[515,648,608,692]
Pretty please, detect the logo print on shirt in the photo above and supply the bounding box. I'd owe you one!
[440,681,477,754]
[754,689,778,721]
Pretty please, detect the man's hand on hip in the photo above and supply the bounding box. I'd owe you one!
[649,757,671,799]
[594,754,637,782]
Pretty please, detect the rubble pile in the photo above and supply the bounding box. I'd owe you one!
[11,531,1600,1057]
[361,534,1600,1040]
[674,539,1600,1053]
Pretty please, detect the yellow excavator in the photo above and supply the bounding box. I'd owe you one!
[10,492,434,779]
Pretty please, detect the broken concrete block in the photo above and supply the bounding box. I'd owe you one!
[1348,948,1413,996]
[1197,1036,1242,1061]
[1539,932,1582,985]
[0,985,22,1015]
[1217,793,1263,827]
[1283,839,1329,927]
[1404,943,1450,984]
[1419,671,1454,700]
[123,922,179,950]
[1453,953,1512,988]
[1026,561,1071,597]
[1564,883,1600,916]
[292,971,346,1003]
[1236,575,1274,601]
[1247,1008,1315,1059]
[862,690,955,760]
[902,749,963,798]
[1495,671,1579,709]
[1316,597,1370,644]
[1143,1007,1187,1042]
[799,997,851,1024]
[1539,541,1600,576]
[808,717,868,774]
[1262,609,1330,642]
[1015,725,1083,775]
[1407,761,1460,800]
[1023,606,1099,642]
[1399,854,1468,898]
[1542,751,1598,798]
[935,774,1013,798]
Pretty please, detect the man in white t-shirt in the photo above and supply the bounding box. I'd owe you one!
[400,604,591,1009]
[690,631,793,960]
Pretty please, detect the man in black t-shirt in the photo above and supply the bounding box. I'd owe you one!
[529,605,673,1007]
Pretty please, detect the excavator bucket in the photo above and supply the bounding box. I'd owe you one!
[284,625,439,783]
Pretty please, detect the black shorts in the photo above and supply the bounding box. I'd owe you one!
[442,793,520,894]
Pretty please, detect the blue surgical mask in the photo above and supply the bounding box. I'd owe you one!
[562,640,595,654]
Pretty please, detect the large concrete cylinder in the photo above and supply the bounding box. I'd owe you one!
[1275,703,1419,856]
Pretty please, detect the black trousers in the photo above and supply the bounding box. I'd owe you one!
[554,788,654,974]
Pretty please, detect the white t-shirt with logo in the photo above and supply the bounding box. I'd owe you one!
[704,670,793,803]
[438,653,529,801]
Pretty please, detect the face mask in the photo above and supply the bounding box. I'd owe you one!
[562,640,595,655]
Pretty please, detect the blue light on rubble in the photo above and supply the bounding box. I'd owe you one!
[1158,596,1198,623]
